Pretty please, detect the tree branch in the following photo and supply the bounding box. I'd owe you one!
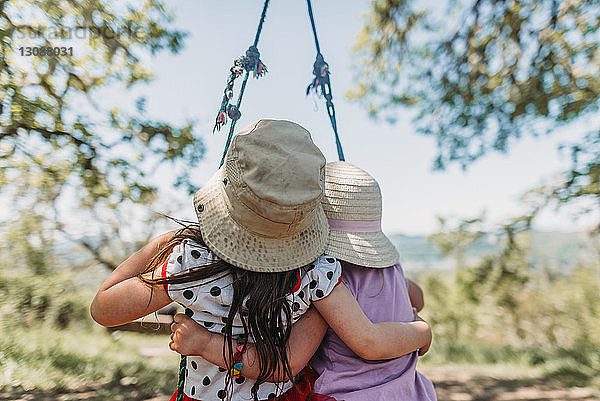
[56,224,118,271]
[17,125,97,156]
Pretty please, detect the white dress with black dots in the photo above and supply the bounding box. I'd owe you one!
[163,239,342,401]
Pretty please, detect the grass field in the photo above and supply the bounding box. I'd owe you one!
[1,325,599,401]
[0,325,178,400]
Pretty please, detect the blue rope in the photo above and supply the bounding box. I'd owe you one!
[176,355,186,401]
[217,0,270,167]
[305,0,345,161]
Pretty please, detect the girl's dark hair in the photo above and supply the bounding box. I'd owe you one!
[139,221,299,401]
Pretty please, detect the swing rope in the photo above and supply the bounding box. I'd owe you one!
[305,0,345,161]
[213,0,345,165]
[215,0,271,168]
[175,354,187,401]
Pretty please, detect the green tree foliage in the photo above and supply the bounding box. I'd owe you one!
[1,0,202,199]
[1,0,202,201]
[353,0,599,164]
[352,0,600,229]
[0,0,202,267]
[424,216,600,385]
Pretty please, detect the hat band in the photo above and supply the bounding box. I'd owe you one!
[328,218,381,233]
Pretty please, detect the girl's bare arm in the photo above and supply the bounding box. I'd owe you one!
[170,307,328,382]
[313,282,431,360]
[407,278,424,312]
[90,231,175,327]
[170,283,431,381]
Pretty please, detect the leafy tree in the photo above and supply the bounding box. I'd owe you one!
[0,0,202,268]
[425,214,600,362]
[352,0,600,229]
[356,1,600,378]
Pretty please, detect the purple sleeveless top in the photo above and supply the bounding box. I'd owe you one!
[309,262,437,401]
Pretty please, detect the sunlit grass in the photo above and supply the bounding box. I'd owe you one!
[1,259,598,397]
[420,340,600,388]
[0,323,179,397]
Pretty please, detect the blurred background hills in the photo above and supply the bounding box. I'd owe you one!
[393,230,598,272]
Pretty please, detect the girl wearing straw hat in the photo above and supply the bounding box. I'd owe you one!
[166,160,437,400]
[91,122,432,401]
[307,161,437,401]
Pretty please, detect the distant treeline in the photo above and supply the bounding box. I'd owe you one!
[392,231,597,271]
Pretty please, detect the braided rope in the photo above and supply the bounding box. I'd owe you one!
[216,0,270,167]
[176,355,186,401]
[305,0,345,161]
[306,0,321,54]
[213,46,267,133]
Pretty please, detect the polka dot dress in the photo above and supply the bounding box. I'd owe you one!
[164,239,342,401]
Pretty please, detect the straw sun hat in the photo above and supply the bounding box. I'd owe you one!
[323,161,399,268]
[193,119,328,273]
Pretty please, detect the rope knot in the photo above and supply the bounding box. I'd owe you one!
[227,104,241,121]
[214,46,268,132]
[243,45,268,78]
[306,53,330,96]
[244,46,260,68]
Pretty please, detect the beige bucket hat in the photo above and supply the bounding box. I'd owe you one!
[193,119,328,272]
[323,161,399,268]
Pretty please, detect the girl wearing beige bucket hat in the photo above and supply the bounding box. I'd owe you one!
[91,122,431,401]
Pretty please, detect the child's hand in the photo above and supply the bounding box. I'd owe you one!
[412,307,431,356]
[417,327,431,356]
[169,313,213,356]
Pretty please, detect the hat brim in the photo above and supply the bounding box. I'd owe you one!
[194,169,329,273]
[325,229,399,268]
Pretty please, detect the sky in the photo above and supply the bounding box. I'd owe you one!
[98,0,595,236]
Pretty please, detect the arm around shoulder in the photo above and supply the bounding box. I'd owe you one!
[170,307,328,383]
[313,282,431,360]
